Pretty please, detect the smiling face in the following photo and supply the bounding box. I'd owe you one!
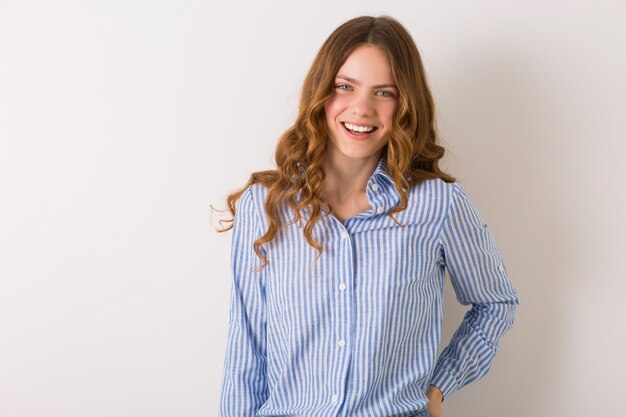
[324,43,398,164]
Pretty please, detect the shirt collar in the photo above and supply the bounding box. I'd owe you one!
[364,152,402,215]
[369,151,393,184]
[297,151,402,218]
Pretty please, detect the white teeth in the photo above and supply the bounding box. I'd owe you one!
[344,122,375,133]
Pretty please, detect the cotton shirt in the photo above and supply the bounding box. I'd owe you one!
[218,154,520,417]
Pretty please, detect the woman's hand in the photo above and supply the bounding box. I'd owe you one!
[426,384,444,417]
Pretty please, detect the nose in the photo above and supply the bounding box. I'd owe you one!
[350,92,375,118]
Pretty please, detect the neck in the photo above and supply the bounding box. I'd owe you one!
[321,149,383,203]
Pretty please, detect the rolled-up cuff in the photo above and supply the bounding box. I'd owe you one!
[430,365,459,401]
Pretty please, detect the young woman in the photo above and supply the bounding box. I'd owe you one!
[216,15,519,417]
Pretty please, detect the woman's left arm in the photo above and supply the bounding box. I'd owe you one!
[429,182,520,401]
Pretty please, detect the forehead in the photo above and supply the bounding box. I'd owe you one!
[336,44,394,83]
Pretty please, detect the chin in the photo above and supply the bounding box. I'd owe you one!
[337,144,386,160]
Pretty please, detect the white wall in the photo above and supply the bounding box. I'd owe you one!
[1,0,624,416]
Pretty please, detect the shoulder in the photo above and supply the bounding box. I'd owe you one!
[409,177,464,206]
[236,183,270,231]
[392,178,462,226]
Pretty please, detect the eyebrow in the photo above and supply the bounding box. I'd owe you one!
[336,74,397,89]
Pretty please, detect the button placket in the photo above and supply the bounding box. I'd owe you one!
[332,222,352,409]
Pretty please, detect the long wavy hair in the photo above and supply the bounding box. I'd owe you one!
[213,15,456,271]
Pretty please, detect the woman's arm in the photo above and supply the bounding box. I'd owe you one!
[427,384,444,417]
[218,186,268,417]
[430,182,520,401]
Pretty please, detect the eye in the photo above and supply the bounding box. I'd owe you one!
[335,84,352,91]
[376,90,396,98]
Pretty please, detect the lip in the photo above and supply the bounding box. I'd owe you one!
[341,122,378,140]
[342,121,378,128]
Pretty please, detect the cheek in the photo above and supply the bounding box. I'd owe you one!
[379,102,397,125]
[325,95,348,119]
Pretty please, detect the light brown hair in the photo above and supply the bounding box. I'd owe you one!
[213,15,456,270]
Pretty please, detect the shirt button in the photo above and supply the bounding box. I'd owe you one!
[341,230,348,239]
[338,339,345,347]
[339,283,346,291]
[498,263,504,272]
[371,183,379,191]
[331,393,338,403]
[376,206,384,214]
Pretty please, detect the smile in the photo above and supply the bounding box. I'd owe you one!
[341,122,378,133]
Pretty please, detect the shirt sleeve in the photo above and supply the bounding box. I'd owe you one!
[430,182,520,401]
[218,186,269,416]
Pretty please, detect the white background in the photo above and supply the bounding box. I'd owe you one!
[1,0,625,416]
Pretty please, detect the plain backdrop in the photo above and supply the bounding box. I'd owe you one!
[1,0,625,416]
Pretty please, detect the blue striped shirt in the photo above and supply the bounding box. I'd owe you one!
[219,154,519,417]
